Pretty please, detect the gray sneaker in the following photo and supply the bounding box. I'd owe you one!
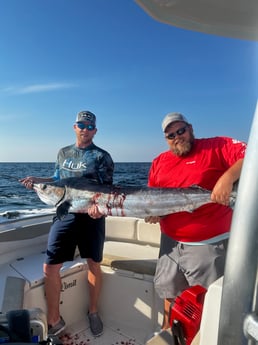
[48,316,66,335]
[88,312,103,337]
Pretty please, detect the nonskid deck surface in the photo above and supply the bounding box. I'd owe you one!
[59,322,142,345]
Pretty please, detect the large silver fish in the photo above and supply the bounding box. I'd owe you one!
[33,177,237,219]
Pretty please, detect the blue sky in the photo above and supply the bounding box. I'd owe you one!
[0,0,257,163]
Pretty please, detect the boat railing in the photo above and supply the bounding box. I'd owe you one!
[217,102,258,344]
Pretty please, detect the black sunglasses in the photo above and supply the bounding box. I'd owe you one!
[165,125,189,140]
[76,122,95,131]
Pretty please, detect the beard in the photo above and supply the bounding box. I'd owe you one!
[171,132,195,156]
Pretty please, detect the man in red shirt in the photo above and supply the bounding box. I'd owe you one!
[146,112,246,329]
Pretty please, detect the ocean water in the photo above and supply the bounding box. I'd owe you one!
[0,162,151,223]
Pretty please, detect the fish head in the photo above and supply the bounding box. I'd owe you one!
[33,182,65,206]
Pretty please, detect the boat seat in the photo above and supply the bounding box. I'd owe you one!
[103,217,160,275]
[105,217,161,246]
[101,254,157,276]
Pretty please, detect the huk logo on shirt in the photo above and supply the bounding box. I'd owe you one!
[63,159,87,170]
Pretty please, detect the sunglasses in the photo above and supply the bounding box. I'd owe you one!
[165,125,189,140]
[76,122,95,131]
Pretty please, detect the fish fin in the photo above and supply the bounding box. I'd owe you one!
[190,184,211,192]
[190,184,204,188]
[56,201,71,220]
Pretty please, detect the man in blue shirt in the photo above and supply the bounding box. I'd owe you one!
[21,110,114,337]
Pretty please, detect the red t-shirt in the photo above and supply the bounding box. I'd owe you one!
[148,137,246,242]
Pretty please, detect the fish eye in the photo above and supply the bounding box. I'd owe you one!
[42,184,47,190]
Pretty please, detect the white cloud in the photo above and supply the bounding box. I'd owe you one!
[1,82,77,94]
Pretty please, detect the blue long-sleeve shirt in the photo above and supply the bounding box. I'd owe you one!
[53,143,114,185]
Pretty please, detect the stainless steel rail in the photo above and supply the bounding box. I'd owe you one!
[218,102,258,345]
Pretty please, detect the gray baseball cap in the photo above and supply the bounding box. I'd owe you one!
[162,112,188,132]
[76,110,96,125]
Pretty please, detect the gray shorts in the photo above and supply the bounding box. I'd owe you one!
[154,232,228,299]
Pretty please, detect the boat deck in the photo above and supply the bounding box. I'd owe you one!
[58,325,192,345]
[59,321,141,345]
[58,321,176,345]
